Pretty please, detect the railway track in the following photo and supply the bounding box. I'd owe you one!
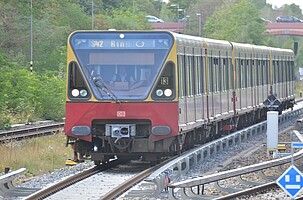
[25,159,126,200]
[5,100,303,199]
[12,102,302,199]
[24,157,175,200]
[0,122,64,142]
[168,130,303,199]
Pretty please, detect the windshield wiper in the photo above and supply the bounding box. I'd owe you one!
[93,76,121,104]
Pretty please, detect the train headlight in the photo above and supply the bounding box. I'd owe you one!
[80,89,88,97]
[112,127,120,136]
[164,89,172,97]
[120,127,129,135]
[156,89,164,97]
[71,89,80,97]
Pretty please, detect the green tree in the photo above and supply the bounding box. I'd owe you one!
[204,0,266,44]
[96,8,150,30]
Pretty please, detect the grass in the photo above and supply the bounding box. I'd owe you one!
[295,81,303,98]
[0,131,73,178]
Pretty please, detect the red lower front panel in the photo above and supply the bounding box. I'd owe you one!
[65,102,179,142]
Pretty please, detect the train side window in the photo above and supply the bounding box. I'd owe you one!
[256,60,259,86]
[214,57,219,93]
[266,60,270,85]
[242,59,247,88]
[225,57,232,90]
[177,54,184,98]
[229,58,233,90]
[250,59,253,87]
[282,60,286,82]
[187,54,194,96]
[222,58,226,91]
[218,57,223,92]
[274,60,279,83]
[195,55,200,95]
[201,54,206,94]
[246,60,251,87]
[185,55,190,96]
[260,60,263,86]
[237,59,241,89]
[209,57,214,93]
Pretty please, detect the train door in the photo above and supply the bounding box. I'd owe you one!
[178,50,187,131]
[247,59,253,109]
[221,56,229,115]
[265,58,270,103]
[194,47,204,122]
[208,54,215,118]
[228,57,233,114]
[185,47,195,126]
[236,58,242,111]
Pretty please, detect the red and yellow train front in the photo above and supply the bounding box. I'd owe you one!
[65,31,179,163]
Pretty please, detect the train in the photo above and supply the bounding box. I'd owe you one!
[64,30,295,165]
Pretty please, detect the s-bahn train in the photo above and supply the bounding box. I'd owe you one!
[64,30,295,164]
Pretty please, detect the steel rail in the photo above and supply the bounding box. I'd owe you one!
[101,156,177,200]
[168,129,303,199]
[0,122,64,142]
[24,159,126,200]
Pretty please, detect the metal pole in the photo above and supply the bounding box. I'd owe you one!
[198,14,201,36]
[196,13,201,37]
[92,0,94,30]
[132,0,134,30]
[291,142,294,165]
[30,0,33,71]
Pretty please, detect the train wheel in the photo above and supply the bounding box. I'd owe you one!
[94,160,101,166]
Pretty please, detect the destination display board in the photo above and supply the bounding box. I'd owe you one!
[71,32,173,50]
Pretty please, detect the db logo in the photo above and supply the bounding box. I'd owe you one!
[117,111,126,117]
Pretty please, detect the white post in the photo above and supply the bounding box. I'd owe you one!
[267,111,278,158]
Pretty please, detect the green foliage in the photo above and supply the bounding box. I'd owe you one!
[204,0,266,44]
[0,51,65,128]
[279,4,303,18]
[96,8,151,30]
[0,0,303,128]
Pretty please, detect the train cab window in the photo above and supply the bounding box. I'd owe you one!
[68,61,90,99]
[152,62,176,100]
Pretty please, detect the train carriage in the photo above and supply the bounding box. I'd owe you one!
[64,30,295,164]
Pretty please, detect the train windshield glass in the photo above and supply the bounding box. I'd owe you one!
[70,32,173,100]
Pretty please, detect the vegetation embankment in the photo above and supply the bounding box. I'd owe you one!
[0,132,72,176]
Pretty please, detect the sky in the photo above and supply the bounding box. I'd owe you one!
[266,0,303,11]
